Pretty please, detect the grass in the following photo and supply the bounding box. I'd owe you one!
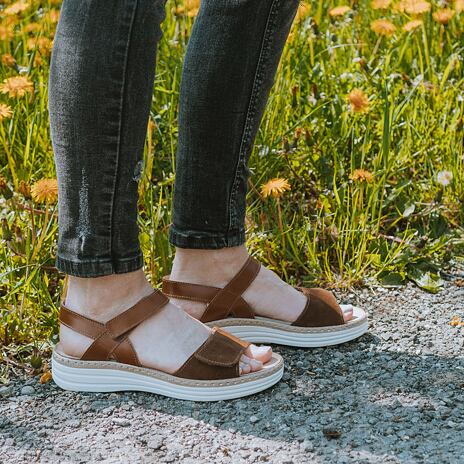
[0,0,463,380]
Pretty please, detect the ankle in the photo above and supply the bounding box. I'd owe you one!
[170,245,250,286]
[64,269,153,322]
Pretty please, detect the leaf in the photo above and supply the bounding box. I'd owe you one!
[323,428,342,439]
[407,264,444,293]
[367,253,382,267]
[39,371,52,384]
[429,211,449,239]
[29,355,42,369]
[402,202,415,218]
[379,271,405,287]
[139,232,151,250]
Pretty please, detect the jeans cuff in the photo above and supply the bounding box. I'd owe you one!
[168,225,246,249]
[55,253,144,278]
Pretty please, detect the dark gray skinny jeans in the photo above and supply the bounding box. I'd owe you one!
[48,0,299,277]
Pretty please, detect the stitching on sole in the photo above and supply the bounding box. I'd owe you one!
[208,310,368,334]
[52,351,283,389]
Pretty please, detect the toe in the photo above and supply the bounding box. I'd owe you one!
[239,359,251,375]
[245,344,272,364]
[341,305,354,322]
[240,355,263,374]
[249,358,263,372]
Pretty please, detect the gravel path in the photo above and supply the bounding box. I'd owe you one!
[1,283,463,464]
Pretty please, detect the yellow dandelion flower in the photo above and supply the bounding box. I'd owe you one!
[33,54,43,67]
[45,9,60,23]
[185,0,200,8]
[329,6,351,17]
[0,25,14,41]
[23,22,42,34]
[3,1,30,15]
[0,76,34,98]
[403,19,423,31]
[450,316,462,327]
[350,169,374,184]
[347,89,369,113]
[27,36,52,56]
[185,0,200,16]
[456,0,464,13]
[1,53,16,67]
[0,103,13,121]
[396,0,431,15]
[296,2,311,22]
[261,178,291,198]
[175,0,199,17]
[371,0,392,9]
[31,178,58,203]
[371,19,396,36]
[433,8,455,24]
[2,15,19,26]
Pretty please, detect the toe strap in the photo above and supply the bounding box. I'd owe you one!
[174,327,250,380]
[292,288,345,327]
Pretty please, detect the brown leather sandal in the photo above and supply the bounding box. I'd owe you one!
[162,256,368,347]
[52,289,283,401]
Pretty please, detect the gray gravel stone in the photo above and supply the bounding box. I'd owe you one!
[147,434,164,450]
[64,419,81,428]
[112,417,130,427]
[1,282,463,463]
[20,385,35,396]
[0,385,14,397]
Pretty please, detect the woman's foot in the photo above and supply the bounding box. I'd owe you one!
[60,269,272,376]
[169,245,354,323]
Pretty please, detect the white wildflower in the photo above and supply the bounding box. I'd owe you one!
[436,170,453,186]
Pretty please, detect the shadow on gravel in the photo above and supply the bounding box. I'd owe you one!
[72,332,463,446]
[4,285,464,462]
[2,332,463,463]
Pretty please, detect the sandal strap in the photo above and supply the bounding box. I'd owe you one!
[174,327,250,380]
[59,290,169,365]
[291,288,345,327]
[162,279,220,304]
[162,258,345,328]
[162,256,260,323]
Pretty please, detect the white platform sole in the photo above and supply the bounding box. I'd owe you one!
[52,351,284,402]
[208,306,368,348]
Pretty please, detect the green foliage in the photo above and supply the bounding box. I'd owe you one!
[0,0,463,373]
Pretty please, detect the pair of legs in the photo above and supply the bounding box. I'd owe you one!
[48,0,351,376]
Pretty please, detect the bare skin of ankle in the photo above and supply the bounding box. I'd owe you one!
[60,269,271,376]
[169,245,353,323]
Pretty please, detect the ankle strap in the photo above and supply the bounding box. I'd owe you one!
[59,290,169,365]
[163,256,260,323]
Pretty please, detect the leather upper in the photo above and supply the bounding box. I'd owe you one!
[59,289,250,380]
[174,327,249,380]
[292,287,344,327]
[162,256,260,323]
[162,256,345,328]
